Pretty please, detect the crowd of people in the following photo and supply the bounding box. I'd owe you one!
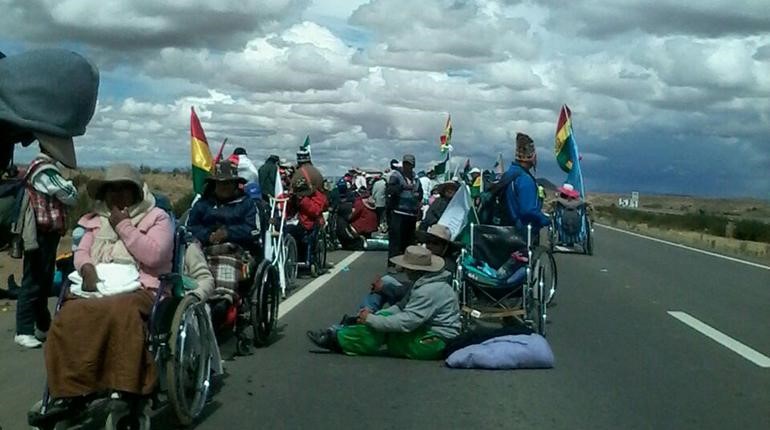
[1,48,568,427]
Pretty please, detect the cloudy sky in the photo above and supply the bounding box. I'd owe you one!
[2,0,769,198]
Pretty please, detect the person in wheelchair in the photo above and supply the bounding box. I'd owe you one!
[307,246,460,360]
[285,175,328,261]
[188,161,261,256]
[188,161,262,330]
[44,164,174,408]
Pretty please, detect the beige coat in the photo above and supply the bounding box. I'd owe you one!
[184,242,215,301]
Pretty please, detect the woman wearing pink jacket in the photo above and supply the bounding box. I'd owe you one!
[44,164,174,401]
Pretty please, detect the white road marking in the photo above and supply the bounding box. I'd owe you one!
[278,251,365,319]
[596,223,770,271]
[668,311,770,368]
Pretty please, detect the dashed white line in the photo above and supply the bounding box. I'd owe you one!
[596,223,770,271]
[668,311,770,368]
[278,251,365,319]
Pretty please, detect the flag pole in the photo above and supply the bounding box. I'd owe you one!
[213,138,228,164]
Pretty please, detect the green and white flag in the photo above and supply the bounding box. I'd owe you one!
[300,135,311,155]
[438,183,478,242]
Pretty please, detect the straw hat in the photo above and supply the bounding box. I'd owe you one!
[389,245,445,272]
[87,164,143,200]
[415,224,463,251]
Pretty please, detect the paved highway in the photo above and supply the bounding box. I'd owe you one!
[1,225,768,429]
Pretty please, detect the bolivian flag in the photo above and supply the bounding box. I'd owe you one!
[555,105,575,173]
[190,107,214,194]
[554,104,585,197]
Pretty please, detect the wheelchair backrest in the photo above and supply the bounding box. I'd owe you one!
[471,224,526,270]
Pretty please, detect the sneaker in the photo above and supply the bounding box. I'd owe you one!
[306,329,341,352]
[35,328,48,342]
[14,334,42,348]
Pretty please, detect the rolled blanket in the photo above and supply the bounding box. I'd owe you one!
[68,263,141,298]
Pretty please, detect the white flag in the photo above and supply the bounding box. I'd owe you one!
[274,167,284,198]
[438,184,472,240]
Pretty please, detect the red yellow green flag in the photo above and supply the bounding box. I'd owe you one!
[190,107,214,194]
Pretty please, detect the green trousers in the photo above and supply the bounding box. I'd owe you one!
[336,322,446,360]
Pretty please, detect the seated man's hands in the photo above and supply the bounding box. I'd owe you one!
[357,308,370,324]
[80,263,100,292]
[209,227,228,244]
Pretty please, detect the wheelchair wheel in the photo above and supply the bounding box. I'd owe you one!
[251,260,280,347]
[283,234,298,287]
[585,218,594,256]
[166,295,212,426]
[310,230,328,277]
[533,247,558,307]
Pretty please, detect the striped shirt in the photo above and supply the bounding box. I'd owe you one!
[29,154,78,206]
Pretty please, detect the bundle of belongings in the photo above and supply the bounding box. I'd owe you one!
[443,325,555,370]
[68,263,141,299]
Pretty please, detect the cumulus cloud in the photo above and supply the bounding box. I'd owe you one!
[2,0,769,197]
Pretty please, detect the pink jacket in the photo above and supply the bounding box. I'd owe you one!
[74,207,174,290]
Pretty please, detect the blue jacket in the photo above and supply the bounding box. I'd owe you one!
[188,195,260,250]
[502,163,549,233]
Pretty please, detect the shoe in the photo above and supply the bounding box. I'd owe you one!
[35,328,47,342]
[338,314,358,326]
[14,334,42,349]
[306,329,341,352]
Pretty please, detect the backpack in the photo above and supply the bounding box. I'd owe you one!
[560,205,582,235]
[478,168,526,226]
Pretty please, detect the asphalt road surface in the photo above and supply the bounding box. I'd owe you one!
[1,225,769,429]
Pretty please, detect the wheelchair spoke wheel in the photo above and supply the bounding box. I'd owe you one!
[533,247,558,307]
[251,261,280,347]
[283,234,298,287]
[585,219,594,255]
[166,295,212,426]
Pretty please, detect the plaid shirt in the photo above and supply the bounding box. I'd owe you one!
[25,157,69,235]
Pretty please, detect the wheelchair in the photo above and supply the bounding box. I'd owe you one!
[454,224,558,336]
[549,199,593,255]
[28,226,216,429]
[284,218,328,278]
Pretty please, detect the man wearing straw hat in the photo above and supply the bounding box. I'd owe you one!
[307,245,460,360]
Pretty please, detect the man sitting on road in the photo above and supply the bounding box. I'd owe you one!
[306,246,461,360]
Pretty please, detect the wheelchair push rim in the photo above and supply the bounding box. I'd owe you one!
[251,261,280,347]
[166,295,212,426]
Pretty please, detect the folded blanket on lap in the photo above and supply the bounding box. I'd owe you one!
[68,263,141,298]
[445,334,555,370]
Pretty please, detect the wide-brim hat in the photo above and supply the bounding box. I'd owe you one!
[415,224,463,250]
[433,181,459,195]
[389,245,445,272]
[205,160,247,183]
[87,163,143,200]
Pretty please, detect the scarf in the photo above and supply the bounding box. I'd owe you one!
[89,184,156,266]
